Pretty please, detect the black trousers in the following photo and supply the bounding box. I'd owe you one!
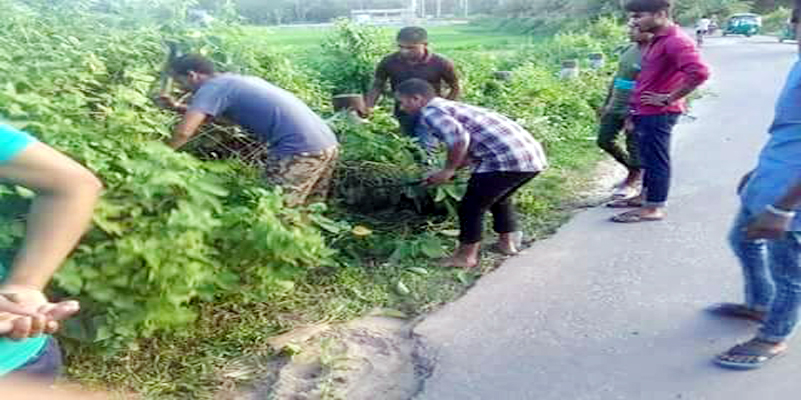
[459,171,539,244]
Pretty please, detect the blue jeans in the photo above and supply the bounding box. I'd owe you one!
[633,114,680,208]
[729,206,801,342]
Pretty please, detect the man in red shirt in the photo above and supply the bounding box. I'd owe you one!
[611,0,710,223]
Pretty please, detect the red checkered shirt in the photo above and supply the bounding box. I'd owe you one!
[420,98,548,173]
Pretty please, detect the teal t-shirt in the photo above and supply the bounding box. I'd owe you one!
[0,123,47,376]
[609,44,643,115]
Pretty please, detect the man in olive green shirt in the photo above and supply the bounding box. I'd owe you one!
[598,25,652,199]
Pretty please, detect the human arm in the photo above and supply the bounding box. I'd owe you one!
[642,38,711,107]
[0,136,100,337]
[364,59,390,114]
[0,142,102,291]
[442,59,461,101]
[423,111,470,185]
[599,80,615,117]
[746,176,801,240]
[168,82,229,149]
[168,110,208,149]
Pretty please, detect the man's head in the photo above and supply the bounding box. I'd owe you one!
[625,0,672,33]
[397,26,428,60]
[395,78,436,115]
[169,54,215,91]
[628,24,653,44]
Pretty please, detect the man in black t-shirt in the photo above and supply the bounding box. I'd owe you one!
[364,27,460,150]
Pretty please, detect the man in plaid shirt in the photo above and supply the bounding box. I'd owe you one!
[396,79,547,268]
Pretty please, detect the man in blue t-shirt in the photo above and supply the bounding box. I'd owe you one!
[160,54,340,207]
[0,123,101,381]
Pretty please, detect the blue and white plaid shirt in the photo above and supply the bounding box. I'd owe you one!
[420,98,548,174]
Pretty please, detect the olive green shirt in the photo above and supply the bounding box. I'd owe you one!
[608,44,643,115]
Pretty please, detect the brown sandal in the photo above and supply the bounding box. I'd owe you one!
[610,211,664,223]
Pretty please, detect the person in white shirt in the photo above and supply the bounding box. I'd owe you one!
[696,16,712,46]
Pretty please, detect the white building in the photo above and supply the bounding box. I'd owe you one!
[350,8,417,25]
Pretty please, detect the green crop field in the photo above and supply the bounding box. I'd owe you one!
[250,23,538,53]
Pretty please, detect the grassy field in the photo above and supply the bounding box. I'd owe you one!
[250,23,538,53]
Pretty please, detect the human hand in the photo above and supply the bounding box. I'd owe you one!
[0,286,80,339]
[641,91,671,107]
[425,168,456,186]
[624,117,635,135]
[746,211,793,240]
[156,94,180,110]
[360,106,374,119]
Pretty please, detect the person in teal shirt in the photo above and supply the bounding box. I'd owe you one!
[0,123,102,381]
[598,25,651,200]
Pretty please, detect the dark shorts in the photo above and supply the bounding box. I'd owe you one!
[9,337,62,384]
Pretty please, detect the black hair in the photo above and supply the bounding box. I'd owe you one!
[397,26,428,44]
[395,78,436,99]
[624,0,672,14]
[170,54,215,76]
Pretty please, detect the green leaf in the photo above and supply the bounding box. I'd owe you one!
[419,238,445,258]
[394,280,411,296]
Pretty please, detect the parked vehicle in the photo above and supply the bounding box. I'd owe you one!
[722,13,762,37]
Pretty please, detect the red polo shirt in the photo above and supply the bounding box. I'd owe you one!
[632,25,711,116]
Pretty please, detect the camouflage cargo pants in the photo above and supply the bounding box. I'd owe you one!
[263,146,339,207]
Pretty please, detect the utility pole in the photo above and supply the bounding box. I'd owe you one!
[421,0,426,18]
[436,0,442,19]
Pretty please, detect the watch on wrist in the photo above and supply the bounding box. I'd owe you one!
[766,204,796,219]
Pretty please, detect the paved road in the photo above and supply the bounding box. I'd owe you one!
[416,36,801,400]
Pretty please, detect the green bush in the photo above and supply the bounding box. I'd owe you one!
[0,5,334,350]
[313,19,393,95]
[763,7,792,34]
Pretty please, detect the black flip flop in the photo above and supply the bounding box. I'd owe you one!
[715,339,788,370]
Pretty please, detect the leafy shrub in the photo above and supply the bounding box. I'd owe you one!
[763,7,792,34]
[314,19,393,95]
[0,5,333,350]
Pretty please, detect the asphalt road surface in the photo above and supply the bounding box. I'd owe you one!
[416,35,801,400]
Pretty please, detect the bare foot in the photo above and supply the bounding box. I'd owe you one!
[439,256,478,269]
[493,231,522,255]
